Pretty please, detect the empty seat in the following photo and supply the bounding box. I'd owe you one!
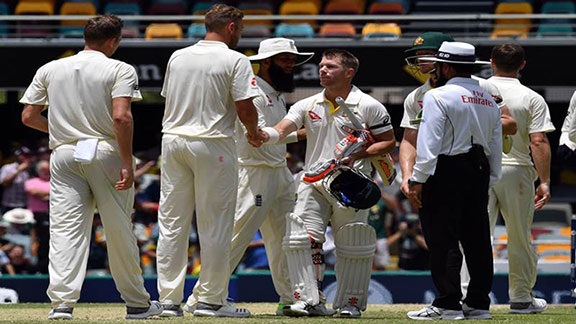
[145,23,182,39]
[187,22,206,38]
[104,3,141,27]
[362,22,401,39]
[242,9,273,26]
[59,25,83,38]
[279,1,319,25]
[60,2,97,26]
[147,2,186,15]
[324,0,363,14]
[15,1,54,14]
[65,0,98,11]
[491,2,533,39]
[15,1,54,37]
[537,1,574,37]
[242,25,271,37]
[192,1,219,13]
[0,3,8,37]
[275,22,314,37]
[318,22,356,37]
[367,2,403,14]
[413,1,493,13]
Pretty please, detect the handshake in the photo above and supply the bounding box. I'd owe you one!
[246,128,270,147]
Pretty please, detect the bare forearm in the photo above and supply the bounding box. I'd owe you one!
[114,114,134,165]
[22,105,48,133]
[531,139,551,184]
[400,140,417,181]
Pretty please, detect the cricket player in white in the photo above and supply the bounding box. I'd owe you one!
[156,5,263,318]
[557,90,576,166]
[228,38,312,315]
[261,49,396,318]
[487,43,555,314]
[20,15,162,320]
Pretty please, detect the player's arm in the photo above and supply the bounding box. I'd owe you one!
[236,98,261,143]
[568,94,576,142]
[400,128,418,196]
[530,132,551,210]
[347,129,395,162]
[112,97,134,191]
[500,105,517,135]
[261,119,298,144]
[22,104,48,133]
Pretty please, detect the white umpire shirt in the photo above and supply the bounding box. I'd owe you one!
[284,86,393,173]
[161,40,260,138]
[412,77,502,185]
[235,76,297,168]
[401,76,504,130]
[488,76,555,166]
[560,90,576,150]
[19,50,142,149]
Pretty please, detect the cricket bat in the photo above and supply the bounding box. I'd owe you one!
[335,97,397,186]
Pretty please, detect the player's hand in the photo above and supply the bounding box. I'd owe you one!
[116,164,134,191]
[408,183,423,209]
[401,179,410,197]
[247,129,266,147]
[17,160,30,172]
[340,155,357,167]
[534,182,550,210]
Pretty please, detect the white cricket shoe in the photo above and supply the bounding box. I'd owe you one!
[309,302,336,316]
[407,305,465,320]
[125,301,163,319]
[509,298,548,314]
[159,304,183,317]
[337,304,361,318]
[193,302,250,318]
[462,303,492,320]
[48,308,73,320]
[282,300,310,317]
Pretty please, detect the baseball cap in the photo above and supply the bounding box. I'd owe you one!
[405,32,455,53]
[248,38,314,66]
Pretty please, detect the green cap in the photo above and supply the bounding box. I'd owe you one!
[405,32,454,53]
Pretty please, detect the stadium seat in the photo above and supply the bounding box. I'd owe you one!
[187,22,206,38]
[537,1,574,37]
[192,1,219,13]
[275,22,315,37]
[104,3,141,27]
[150,0,188,11]
[362,22,401,39]
[324,1,364,15]
[66,0,98,11]
[59,25,83,38]
[279,1,319,25]
[242,25,271,37]
[491,2,533,39]
[413,1,493,13]
[318,22,356,37]
[367,2,403,15]
[145,23,182,39]
[241,9,274,26]
[15,1,54,37]
[60,2,97,26]
[0,3,8,37]
[147,1,186,15]
[282,0,322,13]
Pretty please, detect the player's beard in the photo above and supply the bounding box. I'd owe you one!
[434,64,449,88]
[269,61,295,93]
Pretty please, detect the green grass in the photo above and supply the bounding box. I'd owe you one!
[0,303,574,323]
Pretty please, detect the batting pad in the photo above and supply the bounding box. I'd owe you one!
[282,213,320,306]
[333,223,376,311]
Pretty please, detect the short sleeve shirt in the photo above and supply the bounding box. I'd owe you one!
[20,50,142,149]
[284,86,393,172]
[161,40,259,138]
[560,90,576,150]
[488,76,556,166]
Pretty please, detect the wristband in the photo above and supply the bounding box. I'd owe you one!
[262,127,280,144]
[284,131,298,144]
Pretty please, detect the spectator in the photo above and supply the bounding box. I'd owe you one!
[8,245,36,274]
[388,213,429,271]
[25,160,50,273]
[0,221,13,253]
[2,208,35,236]
[0,147,33,213]
[36,146,51,162]
[0,248,14,275]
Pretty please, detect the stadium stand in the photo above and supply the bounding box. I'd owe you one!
[145,22,182,39]
[491,1,533,39]
[274,22,315,37]
[362,22,401,39]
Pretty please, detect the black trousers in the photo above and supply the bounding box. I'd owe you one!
[557,144,576,169]
[419,146,494,310]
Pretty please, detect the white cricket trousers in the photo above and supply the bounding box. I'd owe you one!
[157,134,238,306]
[293,182,368,244]
[227,165,295,304]
[488,165,538,303]
[48,142,150,309]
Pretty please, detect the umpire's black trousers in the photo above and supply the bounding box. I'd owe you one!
[419,145,493,311]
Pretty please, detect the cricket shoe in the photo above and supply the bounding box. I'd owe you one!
[407,305,465,320]
[338,304,361,318]
[159,304,183,317]
[309,302,336,317]
[282,300,311,317]
[193,302,250,318]
[462,303,492,320]
[48,308,73,320]
[276,303,288,316]
[510,298,547,314]
[125,301,163,319]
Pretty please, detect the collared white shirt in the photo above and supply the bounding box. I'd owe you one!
[560,90,576,150]
[284,85,393,172]
[412,77,502,185]
[161,40,259,138]
[20,50,142,149]
[488,76,555,166]
[401,76,504,131]
[236,76,291,168]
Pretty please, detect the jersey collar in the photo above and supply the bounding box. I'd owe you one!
[489,76,521,84]
[196,40,229,49]
[447,77,479,86]
[255,76,279,97]
[77,50,107,57]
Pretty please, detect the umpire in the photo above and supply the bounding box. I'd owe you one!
[406,42,502,320]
